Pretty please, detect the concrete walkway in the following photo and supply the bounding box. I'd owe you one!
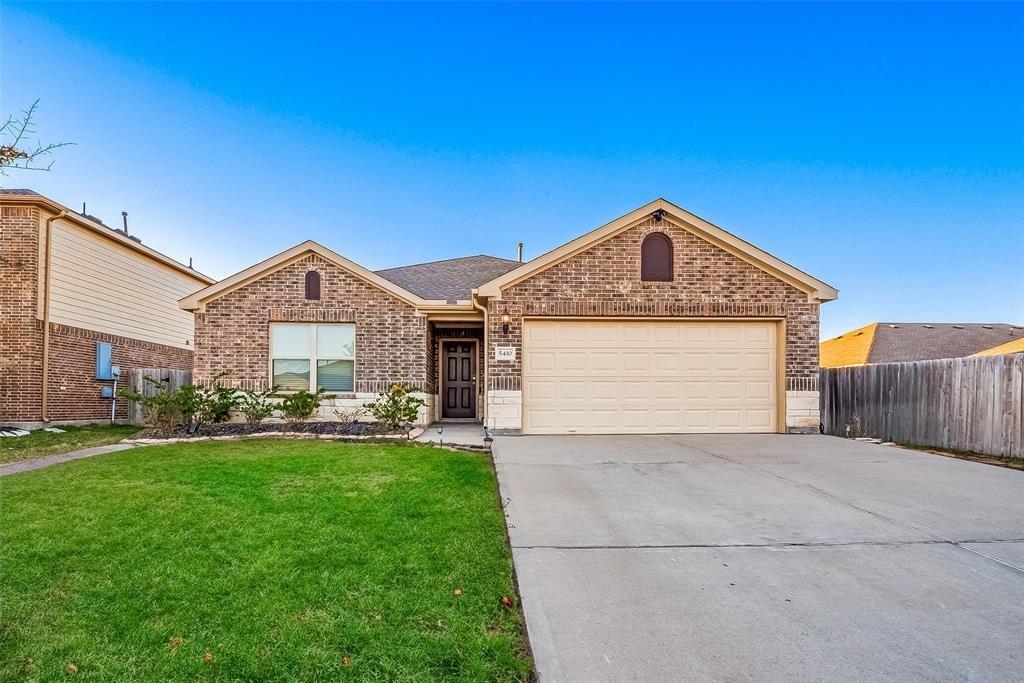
[414,422,488,447]
[494,434,1024,682]
[0,443,135,477]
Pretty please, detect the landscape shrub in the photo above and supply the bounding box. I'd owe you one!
[118,376,183,430]
[237,388,277,424]
[119,373,240,430]
[333,406,364,430]
[365,384,424,431]
[278,388,334,422]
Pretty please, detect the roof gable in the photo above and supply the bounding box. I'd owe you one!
[179,241,432,311]
[476,199,837,302]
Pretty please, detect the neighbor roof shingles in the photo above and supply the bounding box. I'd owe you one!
[375,254,521,301]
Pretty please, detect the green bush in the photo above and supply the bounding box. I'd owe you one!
[365,384,424,432]
[278,388,335,422]
[118,373,240,430]
[237,388,277,424]
[118,377,182,430]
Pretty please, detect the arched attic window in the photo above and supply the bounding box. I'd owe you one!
[641,233,673,282]
[305,270,321,300]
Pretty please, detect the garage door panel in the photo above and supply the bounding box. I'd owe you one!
[525,350,556,372]
[714,326,742,343]
[522,321,778,434]
[590,381,619,401]
[747,380,773,401]
[525,379,556,401]
[746,351,773,372]
[713,352,744,372]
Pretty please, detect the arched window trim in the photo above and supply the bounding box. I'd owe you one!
[640,232,674,282]
[305,270,321,300]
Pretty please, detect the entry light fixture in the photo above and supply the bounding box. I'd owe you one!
[501,311,512,335]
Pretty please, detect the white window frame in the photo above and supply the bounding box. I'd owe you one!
[269,323,356,393]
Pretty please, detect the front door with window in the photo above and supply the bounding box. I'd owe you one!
[442,342,476,418]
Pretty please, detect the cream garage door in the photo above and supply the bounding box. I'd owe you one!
[522,320,778,434]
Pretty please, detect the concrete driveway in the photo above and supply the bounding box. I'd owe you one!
[493,435,1024,682]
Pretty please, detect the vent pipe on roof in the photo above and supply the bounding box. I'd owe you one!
[517,242,524,262]
[121,211,129,234]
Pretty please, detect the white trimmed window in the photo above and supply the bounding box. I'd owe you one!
[270,323,355,392]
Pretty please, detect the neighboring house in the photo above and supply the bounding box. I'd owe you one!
[0,190,213,428]
[182,199,836,435]
[972,337,1024,357]
[820,322,1024,368]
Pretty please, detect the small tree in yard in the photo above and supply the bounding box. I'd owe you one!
[365,384,424,432]
[1,100,73,174]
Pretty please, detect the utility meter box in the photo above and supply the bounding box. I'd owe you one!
[96,342,114,380]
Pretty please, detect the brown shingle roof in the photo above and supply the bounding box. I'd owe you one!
[970,337,1024,357]
[375,254,521,301]
[821,323,1024,367]
[0,188,41,195]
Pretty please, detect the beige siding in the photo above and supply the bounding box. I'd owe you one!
[40,216,205,349]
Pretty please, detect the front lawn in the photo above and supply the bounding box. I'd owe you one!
[0,425,138,464]
[0,440,531,681]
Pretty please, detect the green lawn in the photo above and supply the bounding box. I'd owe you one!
[0,440,532,681]
[0,425,138,464]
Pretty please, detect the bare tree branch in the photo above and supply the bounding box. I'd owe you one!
[0,99,74,175]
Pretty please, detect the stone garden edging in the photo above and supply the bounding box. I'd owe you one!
[120,427,490,453]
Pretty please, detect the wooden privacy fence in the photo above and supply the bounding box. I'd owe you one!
[821,353,1024,459]
[125,368,192,426]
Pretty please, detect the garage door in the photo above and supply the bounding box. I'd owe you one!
[522,320,778,434]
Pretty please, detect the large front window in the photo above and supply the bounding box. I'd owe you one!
[270,323,355,392]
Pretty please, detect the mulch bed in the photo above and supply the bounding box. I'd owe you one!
[131,421,400,441]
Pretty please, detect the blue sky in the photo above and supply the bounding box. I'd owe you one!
[2,2,1021,339]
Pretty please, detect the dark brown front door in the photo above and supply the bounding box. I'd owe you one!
[443,342,476,418]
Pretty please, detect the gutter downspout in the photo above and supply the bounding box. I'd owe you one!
[41,209,67,423]
[471,290,488,427]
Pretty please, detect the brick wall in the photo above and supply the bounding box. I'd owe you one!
[43,322,193,422]
[0,205,44,421]
[485,214,820,405]
[194,255,429,392]
[1,204,194,425]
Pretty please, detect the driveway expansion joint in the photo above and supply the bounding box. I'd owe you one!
[513,538,1024,551]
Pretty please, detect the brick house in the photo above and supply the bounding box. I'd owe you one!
[0,190,213,429]
[181,199,837,434]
